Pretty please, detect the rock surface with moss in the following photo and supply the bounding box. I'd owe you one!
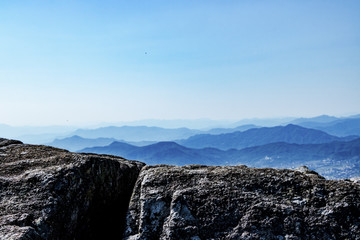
[125,165,360,240]
[0,138,144,239]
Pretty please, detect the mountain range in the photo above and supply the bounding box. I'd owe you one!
[48,135,157,151]
[71,126,202,142]
[49,135,118,152]
[48,122,360,152]
[80,138,360,179]
[287,114,360,137]
[177,124,357,150]
[296,118,360,137]
[69,124,261,142]
[47,124,259,151]
[2,114,359,144]
[81,141,224,166]
[2,115,360,179]
[290,115,341,124]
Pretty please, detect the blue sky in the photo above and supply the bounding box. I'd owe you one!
[1,0,359,126]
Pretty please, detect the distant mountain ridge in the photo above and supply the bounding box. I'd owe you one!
[70,124,260,142]
[71,126,202,142]
[290,115,340,124]
[54,124,358,152]
[297,118,360,137]
[288,115,360,137]
[49,135,117,152]
[81,141,224,166]
[177,124,357,150]
[47,124,260,151]
[47,135,157,152]
[80,138,360,179]
[2,114,359,143]
[205,124,259,135]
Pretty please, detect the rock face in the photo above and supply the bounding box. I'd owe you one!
[2,137,360,239]
[0,138,144,239]
[125,165,360,240]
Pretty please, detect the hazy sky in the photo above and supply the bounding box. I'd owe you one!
[1,0,359,126]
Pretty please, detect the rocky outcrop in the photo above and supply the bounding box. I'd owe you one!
[0,138,144,239]
[125,165,360,240]
[2,137,360,239]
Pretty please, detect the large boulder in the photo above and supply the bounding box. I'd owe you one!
[125,165,360,240]
[0,138,144,239]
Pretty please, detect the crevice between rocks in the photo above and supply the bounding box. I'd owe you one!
[85,168,142,239]
[72,158,145,240]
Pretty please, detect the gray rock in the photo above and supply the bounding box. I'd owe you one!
[0,138,144,239]
[125,165,360,240]
[2,137,360,239]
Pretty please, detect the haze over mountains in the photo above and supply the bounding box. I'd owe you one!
[67,124,261,142]
[2,114,360,179]
[80,138,360,179]
[2,114,359,143]
[286,115,360,136]
[296,118,360,137]
[47,124,260,150]
[49,136,117,152]
[74,116,360,179]
[49,123,356,152]
[177,124,357,150]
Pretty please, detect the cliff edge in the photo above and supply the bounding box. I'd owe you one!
[125,165,360,239]
[0,138,144,239]
[1,138,359,239]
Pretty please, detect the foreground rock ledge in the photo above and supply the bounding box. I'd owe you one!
[0,138,144,240]
[125,165,360,240]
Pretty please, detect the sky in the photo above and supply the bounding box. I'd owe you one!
[0,0,359,126]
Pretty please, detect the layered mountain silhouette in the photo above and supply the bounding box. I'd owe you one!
[80,138,360,179]
[48,135,156,152]
[48,124,260,151]
[297,118,360,137]
[71,126,202,142]
[229,138,360,167]
[13,117,359,179]
[290,115,340,124]
[81,141,224,166]
[288,115,360,137]
[3,114,359,144]
[70,125,261,142]
[177,124,357,150]
[49,135,117,152]
[204,124,259,135]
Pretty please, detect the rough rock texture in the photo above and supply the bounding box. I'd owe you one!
[125,165,360,240]
[0,138,144,240]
